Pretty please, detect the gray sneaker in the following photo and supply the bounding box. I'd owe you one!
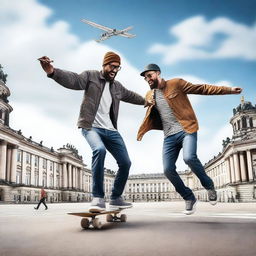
[208,189,217,205]
[89,197,106,213]
[183,198,197,215]
[109,197,133,210]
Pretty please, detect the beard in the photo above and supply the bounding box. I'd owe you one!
[103,70,117,81]
[148,78,159,89]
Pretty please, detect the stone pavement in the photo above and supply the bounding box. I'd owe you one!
[0,201,255,256]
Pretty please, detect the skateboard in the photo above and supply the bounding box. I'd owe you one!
[68,209,127,229]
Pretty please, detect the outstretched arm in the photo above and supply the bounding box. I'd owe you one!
[38,56,89,90]
[179,79,242,95]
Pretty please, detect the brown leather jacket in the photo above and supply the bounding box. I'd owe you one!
[137,78,233,141]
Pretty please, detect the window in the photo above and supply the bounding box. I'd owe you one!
[43,159,47,169]
[43,173,47,187]
[249,117,253,128]
[16,171,22,184]
[35,156,39,167]
[25,171,31,185]
[241,116,247,128]
[237,120,241,130]
[50,161,53,171]
[26,153,31,164]
[35,172,39,186]
[17,150,22,162]
[50,174,54,187]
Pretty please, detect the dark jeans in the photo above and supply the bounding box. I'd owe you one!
[36,197,47,209]
[81,127,131,199]
[163,131,214,200]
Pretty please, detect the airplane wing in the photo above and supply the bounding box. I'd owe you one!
[81,19,113,32]
[119,32,136,38]
[118,26,136,38]
[120,26,133,32]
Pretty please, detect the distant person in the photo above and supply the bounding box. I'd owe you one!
[137,64,242,215]
[38,52,148,212]
[34,188,48,210]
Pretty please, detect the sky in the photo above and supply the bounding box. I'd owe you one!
[0,0,255,175]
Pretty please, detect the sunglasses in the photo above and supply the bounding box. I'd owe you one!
[144,72,156,80]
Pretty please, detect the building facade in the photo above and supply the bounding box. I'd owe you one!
[124,172,192,202]
[193,98,256,202]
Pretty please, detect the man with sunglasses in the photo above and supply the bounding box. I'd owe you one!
[38,52,146,212]
[138,64,242,215]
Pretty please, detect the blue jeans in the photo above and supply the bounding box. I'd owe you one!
[81,127,131,199]
[163,131,214,200]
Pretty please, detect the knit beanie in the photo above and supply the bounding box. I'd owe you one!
[103,51,121,66]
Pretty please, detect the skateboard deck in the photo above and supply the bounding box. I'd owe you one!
[68,209,127,229]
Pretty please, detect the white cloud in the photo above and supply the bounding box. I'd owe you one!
[149,16,256,64]
[1,0,235,176]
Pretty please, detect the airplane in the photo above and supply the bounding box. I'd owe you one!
[81,19,136,42]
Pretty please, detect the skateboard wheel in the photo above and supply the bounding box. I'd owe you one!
[92,218,102,229]
[120,214,127,222]
[81,218,89,229]
[106,214,114,222]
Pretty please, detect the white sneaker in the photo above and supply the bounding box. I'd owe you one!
[89,197,106,213]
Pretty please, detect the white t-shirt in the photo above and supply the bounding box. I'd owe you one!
[92,82,116,130]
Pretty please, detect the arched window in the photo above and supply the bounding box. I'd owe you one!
[241,116,247,128]
[249,117,253,128]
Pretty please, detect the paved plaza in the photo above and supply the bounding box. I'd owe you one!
[0,201,256,256]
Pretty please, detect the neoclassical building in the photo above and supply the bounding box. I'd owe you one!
[0,66,255,203]
[124,172,192,202]
[192,98,256,202]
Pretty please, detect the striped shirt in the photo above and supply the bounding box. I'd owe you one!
[155,89,183,137]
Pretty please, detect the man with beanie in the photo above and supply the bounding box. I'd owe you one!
[138,63,242,215]
[38,52,146,212]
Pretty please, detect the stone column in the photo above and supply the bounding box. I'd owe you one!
[53,162,57,188]
[239,152,247,182]
[68,164,72,189]
[10,146,18,183]
[38,157,43,187]
[21,151,26,184]
[229,155,235,183]
[80,169,83,190]
[30,154,35,186]
[6,147,12,182]
[233,153,241,182]
[62,163,68,189]
[0,141,7,180]
[72,166,76,189]
[225,158,231,184]
[246,150,253,181]
[46,160,51,187]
